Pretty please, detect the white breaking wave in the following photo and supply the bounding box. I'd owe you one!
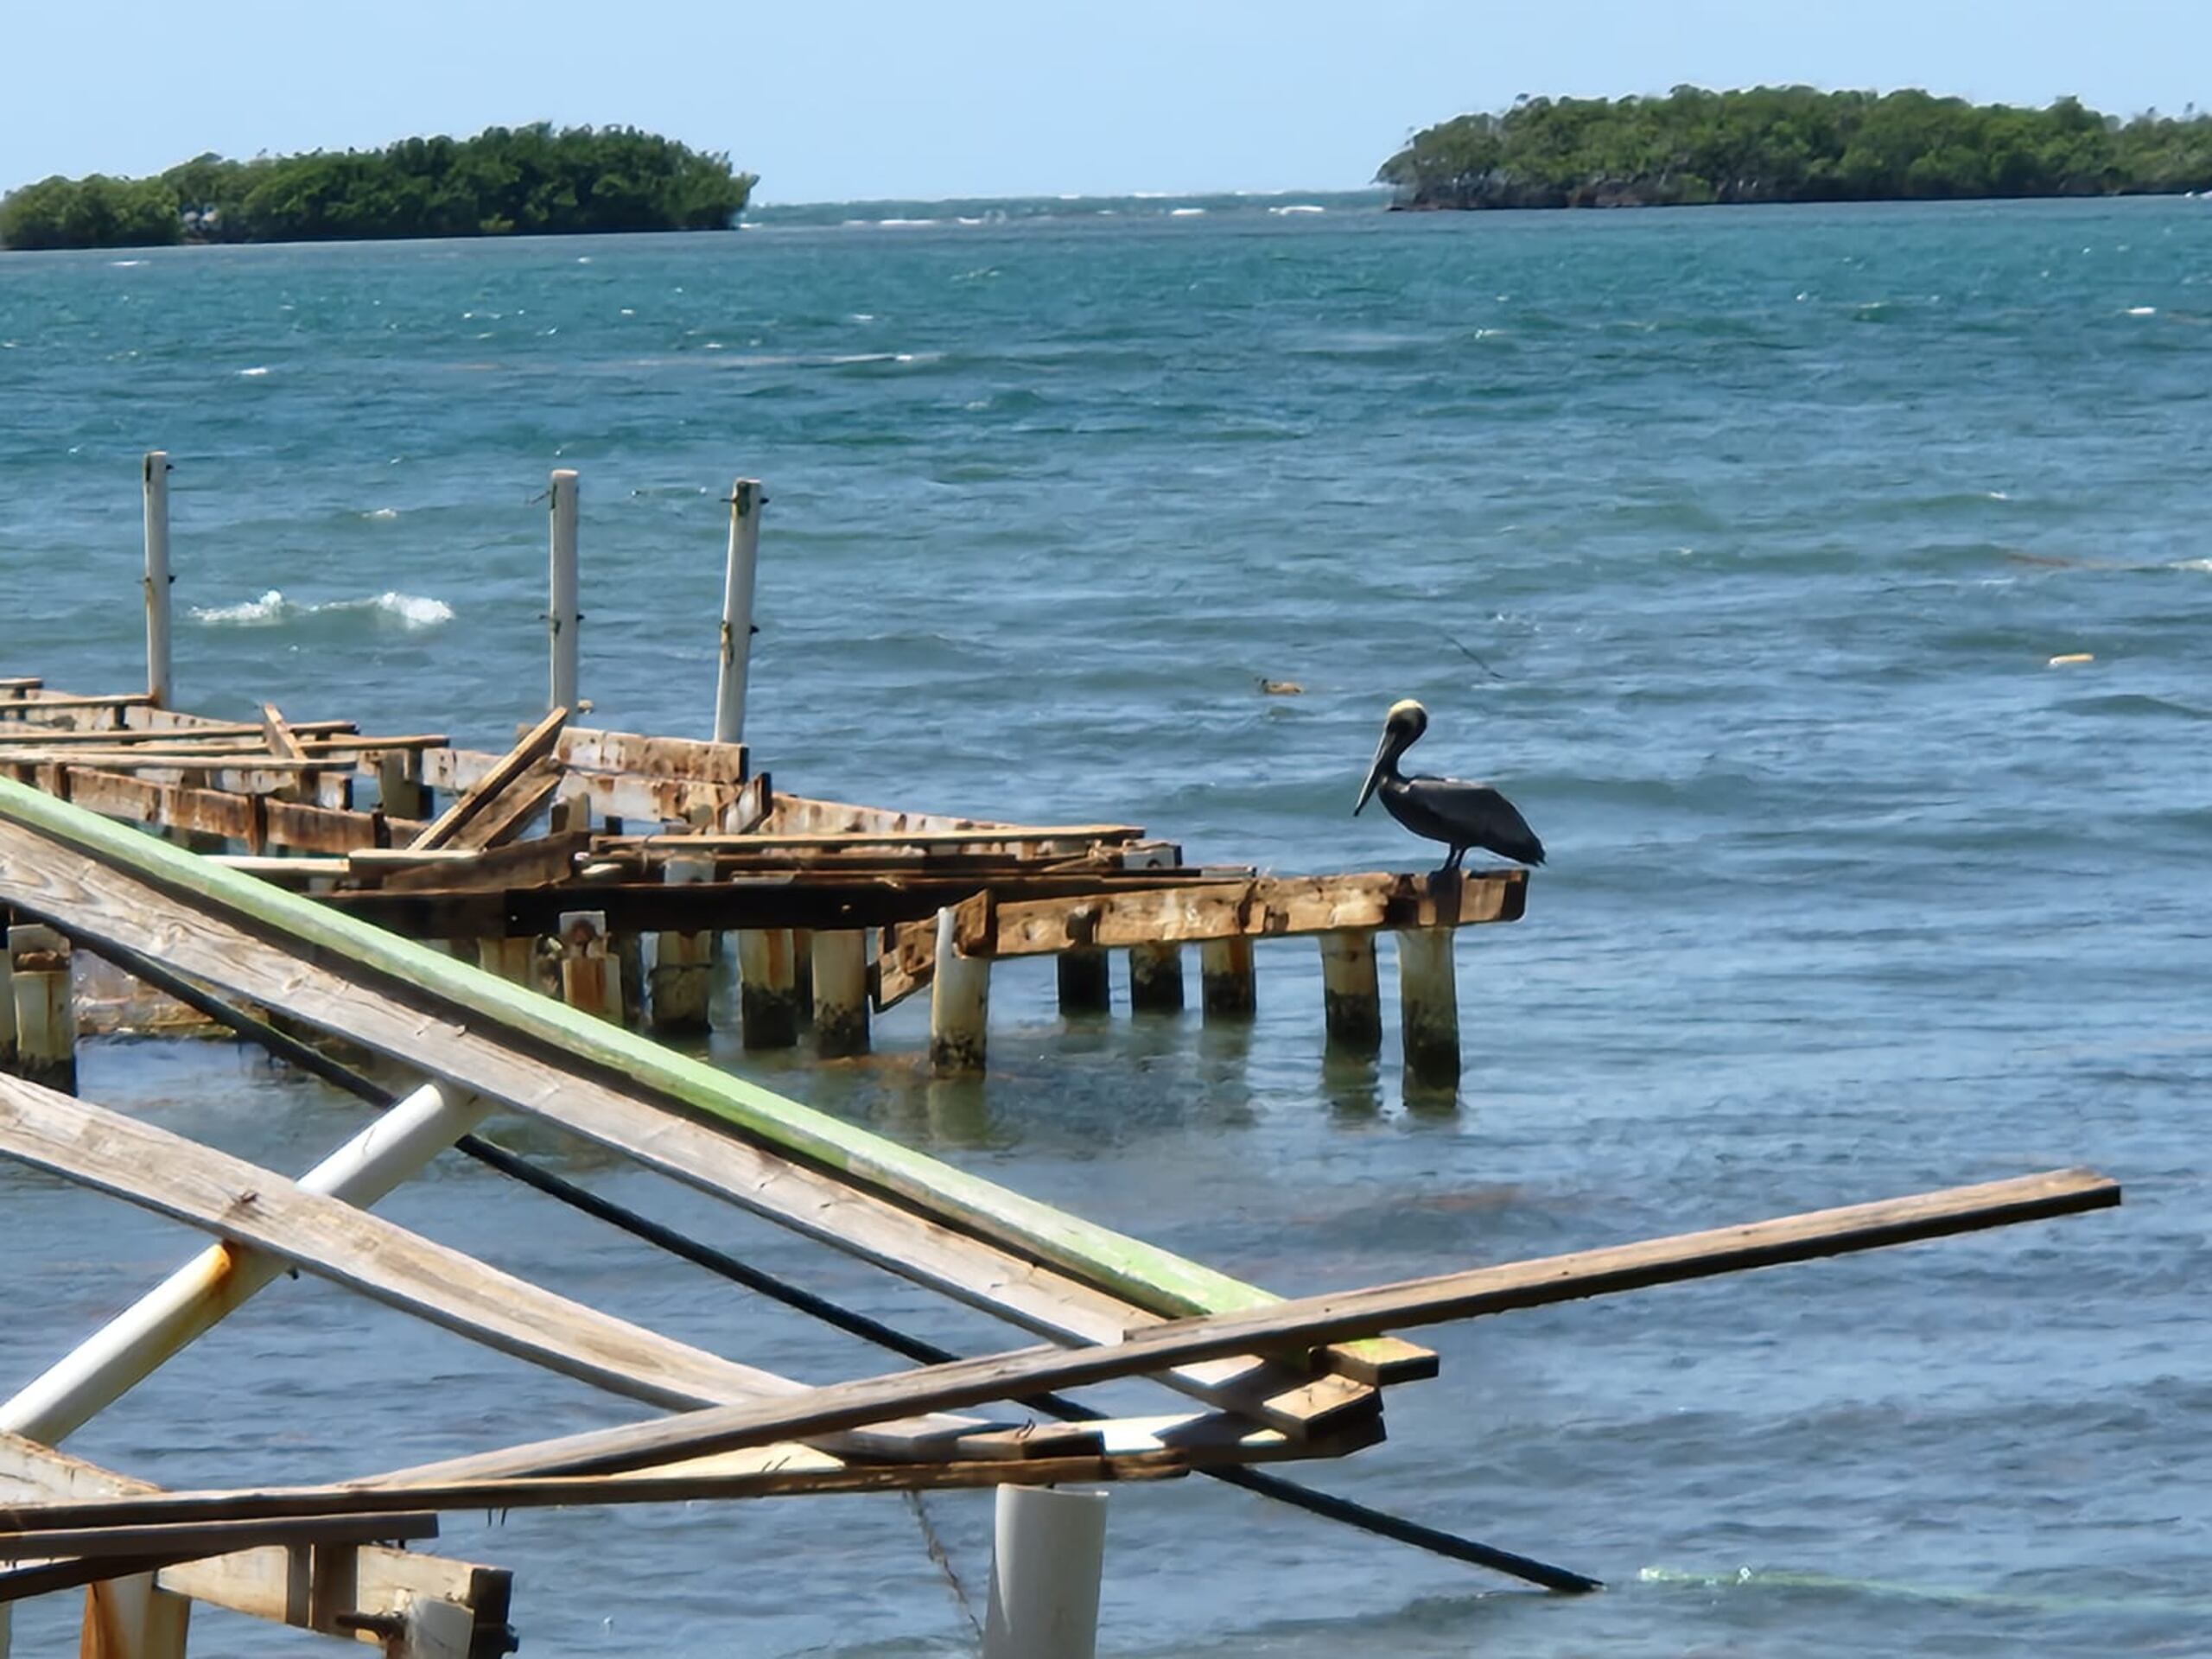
[1169,207,1207,217]
[1270,204,1326,215]
[238,365,270,377]
[189,589,454,630]
[362,506,400,521]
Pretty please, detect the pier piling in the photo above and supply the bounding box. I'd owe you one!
[1319,931,1382,1052]
[649,855,715,1035]
[1056,949,1111,1015]
[736,929,802,1050]
[1127,944,1184,1014]
[982,1484,1108,1659]
[810,930,871,1058]
[1395,928,1460,1086]
[929,906,990,1074]
[6,924,75,1094]
[1198,937,1256,1020]
[558,910,622,1024]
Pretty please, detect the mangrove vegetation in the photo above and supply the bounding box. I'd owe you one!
[1379,87,2212,209]
[0,124,757,250]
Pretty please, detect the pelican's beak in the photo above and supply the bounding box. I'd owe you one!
[1353,728,1392,816]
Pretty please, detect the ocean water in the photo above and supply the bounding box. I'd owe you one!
[2,190,2210,1656]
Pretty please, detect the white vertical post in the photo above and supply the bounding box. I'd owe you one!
[1396,927,1461,1086]
[0,1084,486,1443]
[649,854,715,1034]
[548,468,581,714]
[928,906,990,1075]
[714,478,764,745]
[810,929,870,1058]
[143,450,172,709]
[982,1484,1108,1659]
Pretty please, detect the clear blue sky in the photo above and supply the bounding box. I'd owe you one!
[3,0,2205,201]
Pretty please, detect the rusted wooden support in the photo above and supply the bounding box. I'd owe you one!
[374,750,428,820]
[1395,929,1459,1086]
[648,855,715,1035]
[475,937,539,990]
[929,907,989,1075]
[810,930,869,1058]
[556,912,622,1025]
[1056,949,1110,1015]
[554,728,747,785]
[410,709,568,852]
[1199,937,1256,1020]
[1128,943,1184,1014]
[735,930,800,1050]
[1319,931,1382,1052]
[5,925,73,1093]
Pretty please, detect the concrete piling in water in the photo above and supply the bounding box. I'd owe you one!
[1198,937,1256,1020]
[737,929,802,1050]
[810,929,870,1058]
[649,855,715,1035]
[1318,931,1382,1052]
[929,906,989,1074]
[557,911,622,1025]
[1127,943,1184,1014]
[1395,927,1460,1086]
[1056,949,1111,1015]
[6,924,76,1093]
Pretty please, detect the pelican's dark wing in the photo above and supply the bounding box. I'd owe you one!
[1399,775,1546,865]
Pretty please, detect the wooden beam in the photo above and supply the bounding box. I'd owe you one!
[0,695,155,715]
[0,1512,437,1566]
[979,870,1527,957]
[257,705,307,763]
[363,1166,2120,1485]
[552,728,747,785]
[0,720,352,746]
[0,807,1408,1419]
[0,1435,511,1653]
[52,767,421,855]
[410,709,569,851]
[444,760,562,853]
[610,827,1153,852]
[760,793,1141,840]
[0,1076,1102,1462]
[414,745,744,832]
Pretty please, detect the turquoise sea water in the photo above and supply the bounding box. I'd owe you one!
[2,190,2210,1656]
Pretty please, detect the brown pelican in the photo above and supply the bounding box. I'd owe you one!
[1354,699,1545,869]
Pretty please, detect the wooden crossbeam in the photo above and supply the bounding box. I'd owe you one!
[0,719,353,745]
[37,766,420,855]
[363,1166,2118,1485]
[0,1510,438,1567]
[0,802,1414,1419]
[551,727,747,785]
[257,704,307,763]
[410,709,569,851]
[0,1075,1111,1464]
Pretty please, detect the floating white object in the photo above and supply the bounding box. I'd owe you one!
[2048,652,2095,667]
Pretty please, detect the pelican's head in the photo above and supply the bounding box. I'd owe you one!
[1355,699,1429,815]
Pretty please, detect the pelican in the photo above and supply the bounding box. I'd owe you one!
[1354,699,1545,870]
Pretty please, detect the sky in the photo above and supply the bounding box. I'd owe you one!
[3,0,2208,202]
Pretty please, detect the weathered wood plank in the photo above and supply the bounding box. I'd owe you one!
[0,1435,509,1651]
[552,728,747,786]
[410,709,569,851]
[0,1511,438,1565]
[0,1077,1090,1462]
[366,1167,2120,1485]
[55,768,419,855]
[0,807,1398,1422]
[445,761,563,853]
[0,719,352,746]
[257,705,307,763]
[981,870,1527,957]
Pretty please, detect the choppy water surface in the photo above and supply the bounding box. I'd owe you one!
[2,192,2209,1656]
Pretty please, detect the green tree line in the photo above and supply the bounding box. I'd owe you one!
[1378,87,2212,209]
[0,124,757,250]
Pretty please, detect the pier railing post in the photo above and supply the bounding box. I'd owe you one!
[1395,927,1461,1086]
[714,479,763,745]
[548,467,582,715]
[143,450,173,709]
[982,1484,1107,1659]
[929,906,990,1074]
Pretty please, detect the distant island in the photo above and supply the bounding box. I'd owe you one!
[1378,87,2212,210]
[0,124,757,251]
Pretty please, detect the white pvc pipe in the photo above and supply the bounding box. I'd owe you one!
[714,478,763,744]
[143,450,172,708]
[548,468,582,713]
[982,1484,1108,1659]
[0,1084,489,1445]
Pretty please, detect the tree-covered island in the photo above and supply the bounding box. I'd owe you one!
[1379,87,2212,209]
[0,124,756,250]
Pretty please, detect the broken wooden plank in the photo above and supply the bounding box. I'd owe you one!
[609,827,1154,853]
[363,1166,2120,1485]
[445,760,563,853]
[0,806,1408,1419]
[258,705,307,763]
[0,1511,438,1566]
[410,709,569,851]
[553,728,747,785]
[760,793,1142,840]
[0,1435,511,1652]
[54,768,419,855]
[0,719,353,746]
